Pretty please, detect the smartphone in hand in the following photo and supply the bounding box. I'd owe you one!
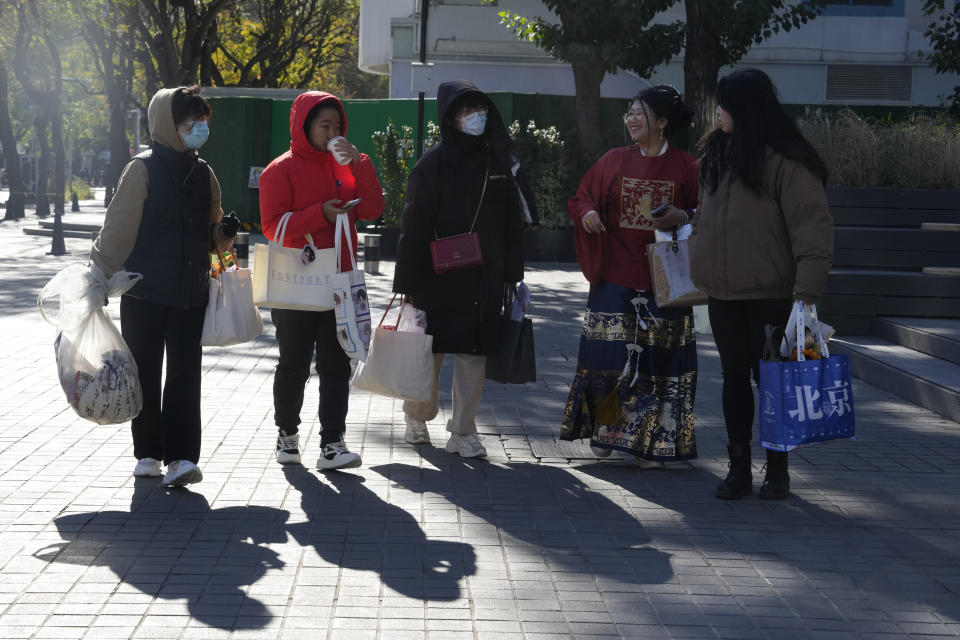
[341,198,362,212]
[650,202,670,218]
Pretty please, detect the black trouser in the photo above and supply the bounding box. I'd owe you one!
[120,295,204,464]
[707,296,792,446]
[271,308,350,440]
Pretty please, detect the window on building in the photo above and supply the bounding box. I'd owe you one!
[821,0,904,17]
[825,65,913,102]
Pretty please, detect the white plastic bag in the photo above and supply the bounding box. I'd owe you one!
[39,264,144,424]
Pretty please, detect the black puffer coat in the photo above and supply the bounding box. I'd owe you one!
[393,80,525,355]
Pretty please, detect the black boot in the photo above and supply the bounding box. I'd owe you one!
[759,450,790,500]
[716,443,752,499]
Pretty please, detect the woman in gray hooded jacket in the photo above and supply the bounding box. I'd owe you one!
[90,86,238,486]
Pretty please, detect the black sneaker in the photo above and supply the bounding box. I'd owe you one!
[276,433,301,464]
[316,441,362,471]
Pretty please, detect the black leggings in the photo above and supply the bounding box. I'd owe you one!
[270,308,351,440]
[707,297,792,445]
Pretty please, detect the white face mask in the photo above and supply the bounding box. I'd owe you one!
[181,121,209,149]
[458,111,487,136]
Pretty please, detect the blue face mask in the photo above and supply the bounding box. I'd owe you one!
[181,121,209,149]
[458,111,487,136]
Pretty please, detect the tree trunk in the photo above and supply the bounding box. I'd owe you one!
[49,100,66,255]
[570,60,606,164]
[0,57,25,220]
[107,92,130,195]
[684,0,723,146]
[50,104,65,216]
[35,115,50,218]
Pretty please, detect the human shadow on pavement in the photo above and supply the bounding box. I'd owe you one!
[371,446,673,586]
[39,479,289,630]
[575,460,960,629]
[282,465,476,601]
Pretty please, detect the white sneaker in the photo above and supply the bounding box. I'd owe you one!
[276,433,302,464]
[133,458,162,477]
[316,441,362,471]
[164,460,203,486]
[445,433,487,458]
[404,416,431,444]
[590,445,612,458]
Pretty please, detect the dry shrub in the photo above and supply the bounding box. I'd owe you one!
[797,108,960,188]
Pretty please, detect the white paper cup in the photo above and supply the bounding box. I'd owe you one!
[327,136,350,165]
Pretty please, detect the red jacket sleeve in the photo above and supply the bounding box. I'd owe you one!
[349,155,385,222]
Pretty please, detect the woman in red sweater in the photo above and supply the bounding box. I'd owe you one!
[259,91,384,471]
[560,85,699,466]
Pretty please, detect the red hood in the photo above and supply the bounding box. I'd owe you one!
[289,91,347,161]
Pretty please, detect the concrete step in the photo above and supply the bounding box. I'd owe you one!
[37,220,101,232]
[22,227,96,240]
[830,335,960,422]
[922,222,960,232]
[874,317,960,366]
[924,267,960,276]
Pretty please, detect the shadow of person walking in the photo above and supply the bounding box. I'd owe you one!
[281,465,476,601]
[371,446,674,588]
[38,478,289,630]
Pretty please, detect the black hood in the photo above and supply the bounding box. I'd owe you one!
[436,80,511,153]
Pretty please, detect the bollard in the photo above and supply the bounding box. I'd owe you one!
[362,233,380,275]
[71,192,80,212]
[234,232,250,268]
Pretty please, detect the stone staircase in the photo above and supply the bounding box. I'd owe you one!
[822,188,960,422]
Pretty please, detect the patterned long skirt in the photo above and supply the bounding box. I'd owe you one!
[560,281,698,461]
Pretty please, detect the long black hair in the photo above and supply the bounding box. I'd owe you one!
[699,68,827,195]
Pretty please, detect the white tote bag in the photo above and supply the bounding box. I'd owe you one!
[252,211,338,311]
[329,214,372,361]
[200,257,264,347]
[351,296,435,401]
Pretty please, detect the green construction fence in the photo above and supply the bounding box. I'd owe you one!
[203,92,634,229]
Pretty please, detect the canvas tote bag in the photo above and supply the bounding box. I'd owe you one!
[351,295,435,402]
[329,214,372,360]
[252,211,338,311]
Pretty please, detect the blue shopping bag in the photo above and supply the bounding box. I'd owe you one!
[758,302,856,452]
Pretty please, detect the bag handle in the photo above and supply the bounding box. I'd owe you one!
[274,211,294,245]
[435,158,489,240]
[792,301,830,361]
[334,213,359,273]
[377,293,400,328]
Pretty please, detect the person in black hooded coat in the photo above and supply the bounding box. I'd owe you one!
[393,80,527,458]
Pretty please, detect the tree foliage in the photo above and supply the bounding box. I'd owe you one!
[213,0,355,89]
[684,0,824,142]
[923,0,960,111]
[496,0,684,160]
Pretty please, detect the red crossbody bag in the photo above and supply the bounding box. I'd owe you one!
[430,160,488,275]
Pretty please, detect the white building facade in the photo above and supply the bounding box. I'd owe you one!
[358,0,959,106]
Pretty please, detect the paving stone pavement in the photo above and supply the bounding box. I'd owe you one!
[1,198,960,639]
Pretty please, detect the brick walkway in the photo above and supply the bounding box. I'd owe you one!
[0,199,959,639]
